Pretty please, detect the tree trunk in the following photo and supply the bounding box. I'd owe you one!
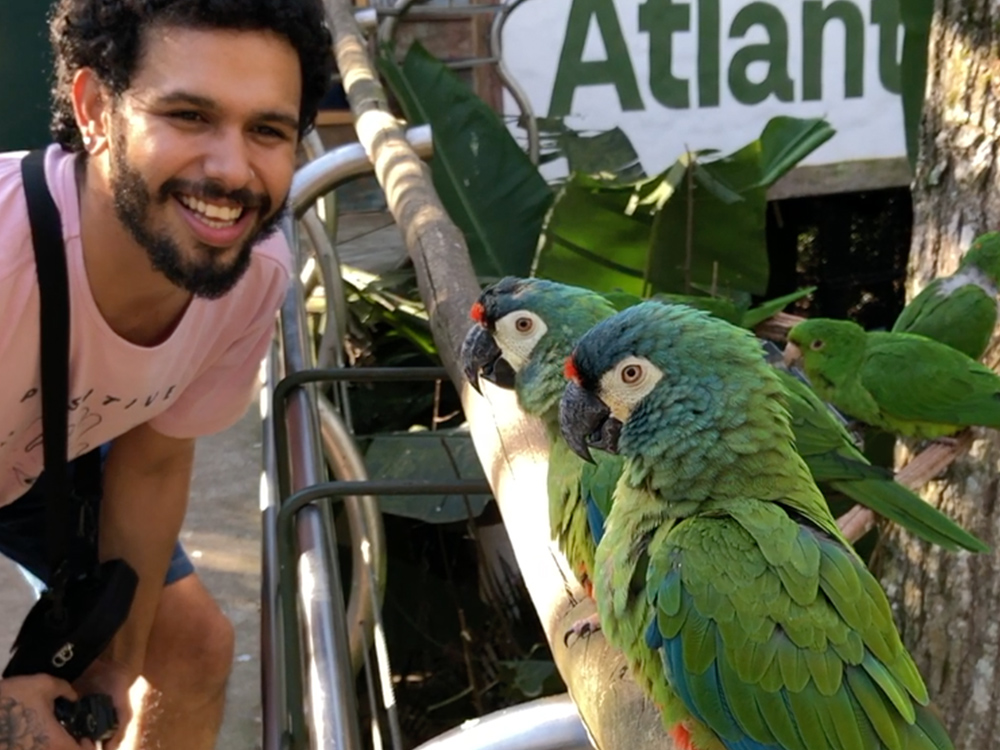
[880,2,1000,747]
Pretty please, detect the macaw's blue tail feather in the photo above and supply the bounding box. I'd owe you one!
[585,493,607,545]
[662,634,783,750]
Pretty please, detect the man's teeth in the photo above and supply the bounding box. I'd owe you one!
[178,195,243,225]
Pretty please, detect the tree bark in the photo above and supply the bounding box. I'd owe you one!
[880,2,1000,747]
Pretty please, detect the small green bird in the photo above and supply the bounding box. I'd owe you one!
[560,302,954,750]
[892,232,1000,359]
[787,316,1000,439]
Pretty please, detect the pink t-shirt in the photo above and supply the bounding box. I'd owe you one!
[0,145,291,507]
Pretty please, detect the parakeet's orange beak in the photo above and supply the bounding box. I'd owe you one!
[783,341,803,369]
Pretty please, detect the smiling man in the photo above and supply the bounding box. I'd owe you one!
[0,1,333,748]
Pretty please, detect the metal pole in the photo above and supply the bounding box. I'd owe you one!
[279,217,363,750]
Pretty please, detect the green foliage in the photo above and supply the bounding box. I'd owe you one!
[378,42,553,280]
[362,430,492,523]
[536,116,834,303]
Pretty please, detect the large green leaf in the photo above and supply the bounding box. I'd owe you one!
[647,146,769,295]
[378,43,553,279]
[647,118,834,296]
[534,174,655,295]
[558,127,645,182]
[362,429,492,523]
[755,116,836,187]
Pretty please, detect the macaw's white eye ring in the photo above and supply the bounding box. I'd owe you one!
[622,364,643,384]
[811,339,825,351]
[515,316,533,333]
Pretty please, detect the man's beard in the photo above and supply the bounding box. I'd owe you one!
[108,135,286,300]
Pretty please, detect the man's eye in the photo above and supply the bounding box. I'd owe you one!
[254,125,291,141]
[169,111,205,122]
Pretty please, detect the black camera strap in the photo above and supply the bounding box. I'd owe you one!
[2,151,137,685]
[20,150,102,602]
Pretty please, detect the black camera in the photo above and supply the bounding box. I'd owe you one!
[54,694,118,742]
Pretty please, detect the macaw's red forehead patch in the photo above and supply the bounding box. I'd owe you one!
[564,355,581,384]
[470,301,487,324]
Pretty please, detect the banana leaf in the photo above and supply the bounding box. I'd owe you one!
[378,42,553,280]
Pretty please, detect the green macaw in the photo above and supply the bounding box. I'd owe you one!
[462,278,986,573]
[892,232,1000,359]
[460,277,622,594]
[559,302,954,750]
[787,317,1000,439]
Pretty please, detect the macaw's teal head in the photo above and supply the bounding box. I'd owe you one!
[460,277,616,419]
[559,302,792,478]
[785,317,867,392]
[962,231,1000,283]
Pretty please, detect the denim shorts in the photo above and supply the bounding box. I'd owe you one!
[0,448,194,587]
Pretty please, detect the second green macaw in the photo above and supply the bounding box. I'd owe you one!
[892,231,1000,359]
[560,302,954,750]
[462,277,987,585]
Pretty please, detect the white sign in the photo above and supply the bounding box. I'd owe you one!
[502,0,906,175]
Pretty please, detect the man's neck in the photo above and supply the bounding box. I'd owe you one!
[76,156,193,347]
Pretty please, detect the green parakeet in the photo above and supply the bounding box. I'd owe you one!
[559,302,954,750]
[892,232,1000,359]
[463,278,986,567]
[460,277,622,592]
[787,317,1000,439]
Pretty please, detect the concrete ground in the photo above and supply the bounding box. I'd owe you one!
[0,211,410,749]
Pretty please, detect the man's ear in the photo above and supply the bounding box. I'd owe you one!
[71,68,112,155]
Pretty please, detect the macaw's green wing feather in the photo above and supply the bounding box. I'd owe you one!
[892,283,997,360]
[546,437,596,582]
[862,335,1000,428]
[579,451,622,543]
[777,371,887,483]
[829,477,990,553]
[647,500,953,750]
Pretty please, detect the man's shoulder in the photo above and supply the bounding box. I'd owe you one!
[251,229,294,282]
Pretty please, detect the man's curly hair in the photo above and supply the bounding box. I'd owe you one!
[50,0,334,151]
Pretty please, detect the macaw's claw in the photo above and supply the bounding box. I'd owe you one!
[563,612,602,647]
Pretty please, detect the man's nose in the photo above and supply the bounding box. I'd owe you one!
[202,129,254,189]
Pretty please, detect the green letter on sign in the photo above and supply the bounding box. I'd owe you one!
[728,3,794,105]
[549,0,644,116]
[803,0,865,100]
[870,0,901,93]
[640,0,691,109]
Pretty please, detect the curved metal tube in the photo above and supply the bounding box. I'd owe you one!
[316,395,388,675]
[300,131,339,244]
[301,210,349,370]
[490,0,539,164]
[377,0,426,47]
[291,125,434,219]
[411,694,591,750]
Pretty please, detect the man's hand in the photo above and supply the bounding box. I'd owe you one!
[0,674,96,749]
[72,657,135,750]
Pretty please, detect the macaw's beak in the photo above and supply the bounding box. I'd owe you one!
[782,341,804,369]
[460,325,516,394]
[559,381,621,463]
